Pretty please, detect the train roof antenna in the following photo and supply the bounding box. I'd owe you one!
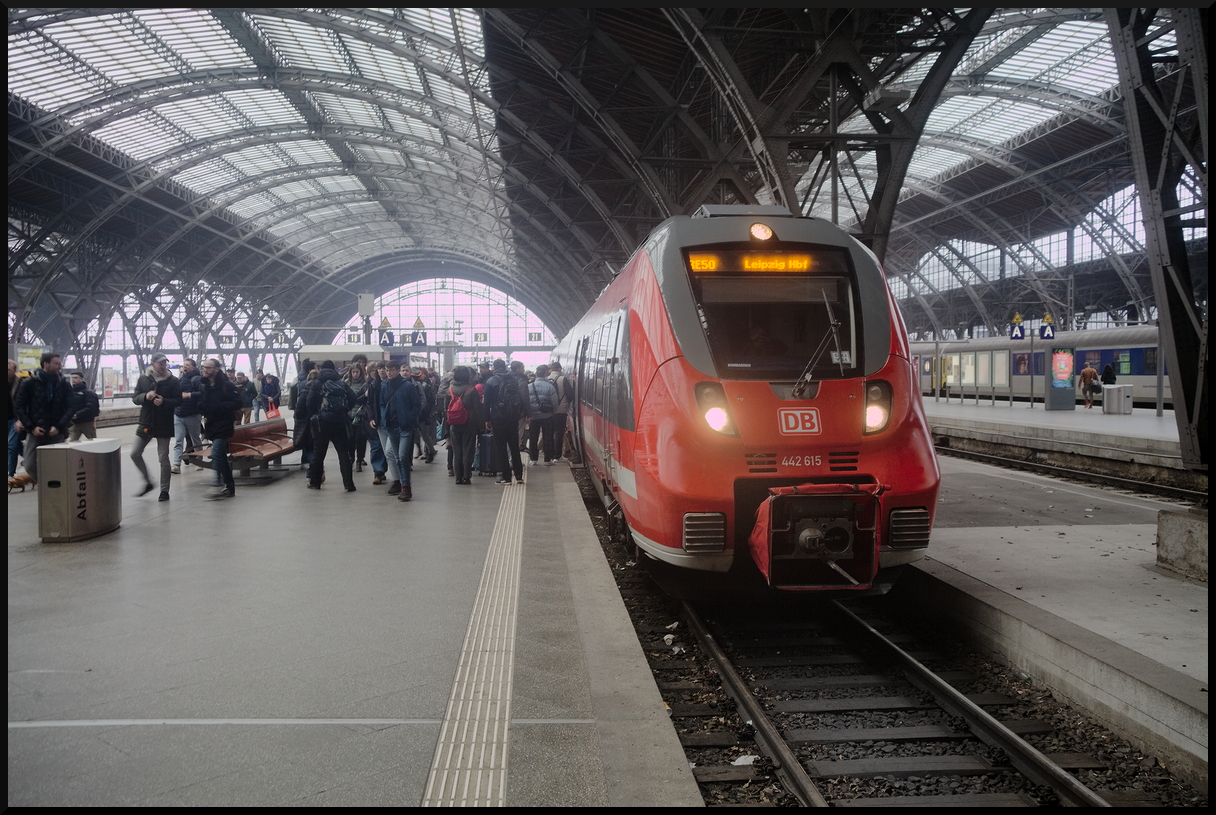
[791,292,846,399]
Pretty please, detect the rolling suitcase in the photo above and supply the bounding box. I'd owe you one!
[477,433,502,477]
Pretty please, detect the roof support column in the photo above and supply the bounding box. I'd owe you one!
[1107,8,1207,471]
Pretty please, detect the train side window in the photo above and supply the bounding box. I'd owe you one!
[596,320,612,412]
[585,328,601,409]
[1083,350,1101,370]
[613,309,634,432]
[1116,350,1131,375]
[1143,347,1157,375]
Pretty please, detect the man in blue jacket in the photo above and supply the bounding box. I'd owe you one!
[378,359,421,501]
[172,358,202,474]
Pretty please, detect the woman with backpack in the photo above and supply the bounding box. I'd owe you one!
[446,366,483,485]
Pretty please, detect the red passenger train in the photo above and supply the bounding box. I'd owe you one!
[553,205,939,590]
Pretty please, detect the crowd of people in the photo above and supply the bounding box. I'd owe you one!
[8,350,572,504]
[288,353,573,501]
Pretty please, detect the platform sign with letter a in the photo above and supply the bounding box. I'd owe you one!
[1039,325,1055,340]
[410,331,427,347]
[1010,324,1025,340]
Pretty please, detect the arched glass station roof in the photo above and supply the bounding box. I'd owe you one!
[8,8,1206,364]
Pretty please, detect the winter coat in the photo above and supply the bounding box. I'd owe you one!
[378,374,421,432]
[175,369,202,417]
[548,372,572,414]
[70,381,101,425]
[259,376,281,405]
[15,369,74,435]
[236,378,258,408]
[307,368,361,425]
[446,382,483,429]
[133,369,182,438]
[527,376,558,420]
[197,373,240,440]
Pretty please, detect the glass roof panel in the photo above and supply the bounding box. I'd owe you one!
[134,9,251,71]
[248,14,350,74]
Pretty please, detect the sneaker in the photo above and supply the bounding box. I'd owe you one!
[170,465,181,474]
[136,482,154,497]
[372,472,385,485]
[307,483,321,490]
[387,480,401,495]
[208,489,234,499]
[495,478,512,485]
[158,491,170,501]
[345,485,357,492]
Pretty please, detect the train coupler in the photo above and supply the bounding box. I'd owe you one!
[747,482,882,590]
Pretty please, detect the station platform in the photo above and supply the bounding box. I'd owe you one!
[6,435,703,806]
[920,395,1186,471]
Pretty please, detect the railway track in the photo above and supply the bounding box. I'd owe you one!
[933,444,1206,504]
[673,599,1163,807]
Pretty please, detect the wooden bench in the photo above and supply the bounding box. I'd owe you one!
[182,417,296,477]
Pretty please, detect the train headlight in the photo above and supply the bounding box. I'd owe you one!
[863,380,892,434]
[694,382,738,437]
[749,222,774,240]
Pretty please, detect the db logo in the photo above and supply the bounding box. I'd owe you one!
[778,407,821,435]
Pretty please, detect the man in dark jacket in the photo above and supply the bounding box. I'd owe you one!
[195,359,240,498]
[172,358,202,474]
[483,359,524,485]
[306,360,361,492]
[14,351,73,484]
[378,359,421,500]
[257,374,281,422]
[131,352,182,500]
[67,371,101,442]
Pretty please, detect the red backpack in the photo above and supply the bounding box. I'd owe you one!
[446,386,471,425]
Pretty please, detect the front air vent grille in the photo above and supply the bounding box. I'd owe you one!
[683,513,727,552]
[828,450,859,472]
[888,508,932,548]
[745,452,777,473]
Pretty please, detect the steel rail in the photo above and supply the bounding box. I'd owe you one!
[934,444,1206,503]
[680,601,829,808]
[831,600,1112,807]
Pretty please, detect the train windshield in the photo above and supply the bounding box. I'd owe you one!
[687,246,859,381]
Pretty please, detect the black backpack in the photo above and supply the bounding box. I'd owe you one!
[493,374,523,419]
[319,379,351,423]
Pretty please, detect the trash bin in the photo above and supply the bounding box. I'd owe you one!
[37,437,123,543]
[1102,385,1134,415]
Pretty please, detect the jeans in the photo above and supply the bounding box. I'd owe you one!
[173,414,202,466]
[131,433,172,493]
[211,435,234,492]
[367,426,386,474]
[383,427,415,486]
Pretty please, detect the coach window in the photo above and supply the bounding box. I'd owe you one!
[1116,350,1131,375]
[584,327,601,409]
[1143,347,1157,375]
[596,320,612,412]
[613,308,634,432]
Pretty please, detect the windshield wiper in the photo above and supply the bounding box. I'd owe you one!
[791,292,846,398]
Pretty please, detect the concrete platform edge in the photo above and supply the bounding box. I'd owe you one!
[554,479,704,807]
[896,558,1208,793]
